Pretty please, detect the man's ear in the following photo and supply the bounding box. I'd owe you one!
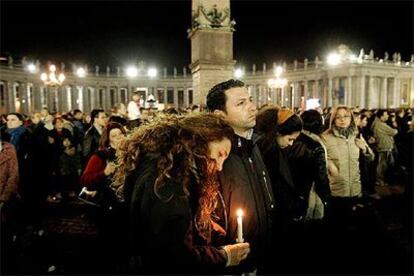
[213,109,225,119]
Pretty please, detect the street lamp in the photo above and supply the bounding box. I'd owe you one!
[234,68,244,79]
[76,67,86,78]
[147,67,158,78]
[40,64,66,112]
[126,66,138,78]
[40,64,66,86]
[267,66,288,106]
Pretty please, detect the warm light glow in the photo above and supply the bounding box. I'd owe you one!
[58,73,65,82]
[234,68,244,79]
[268,77,287,89]
[327,53,341,66]
[126,66,138,78]
[27,63,36,73]
[76,67,86,78]
[275,66,283,77]
[236,209,244,217]
[40,73,48,81]
[349,54,357,62]
[147,68,157,78]
[40,65,65,86]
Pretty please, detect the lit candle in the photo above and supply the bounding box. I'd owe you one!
[236,209,244,243]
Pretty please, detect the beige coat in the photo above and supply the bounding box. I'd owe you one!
[371,117,398,151]
[322,106,374,198]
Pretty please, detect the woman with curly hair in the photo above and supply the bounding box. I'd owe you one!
[115,113,250,274]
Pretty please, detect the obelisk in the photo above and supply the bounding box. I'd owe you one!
[189,0,235,106]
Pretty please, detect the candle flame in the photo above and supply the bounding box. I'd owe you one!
[236,209,244,217]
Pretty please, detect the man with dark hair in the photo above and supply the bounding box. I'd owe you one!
[82,109,107,166]
[371,109,398,186]
[206,79,275,274]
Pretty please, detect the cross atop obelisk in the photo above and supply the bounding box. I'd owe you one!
[188,0,236,106]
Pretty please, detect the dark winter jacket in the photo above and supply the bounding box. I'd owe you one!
[219,133,275,273]
[128,153,227,274]
[286,131,331,216]
[82,125,101,164]
[258,137,303,230]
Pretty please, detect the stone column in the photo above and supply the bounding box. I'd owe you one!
[106,86,111,110]
[60,86,66,112]
[19,82,27,114]
[328,77,333,107]
[347,76,353,107]
[173,88,178,109]
[368,76,376,109]
[184,88,190,107]
[57,86,65,112]
[303,80,308,106]
[392,78,398,108]
[334,78,340,106]
[410,78,414,107]
[76,86,86,112]
[359,76,366,108]
[293,82,300,108]
[69,85,75,110]
[7,81,15,112]
[68,86,74,111]
[312,80,319,98]
[82,86,90,113]
[33,84,42,111]
[380,77,388,108]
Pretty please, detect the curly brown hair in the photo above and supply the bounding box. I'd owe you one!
[114,113,234,240]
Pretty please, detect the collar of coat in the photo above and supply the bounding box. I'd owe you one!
[232,131,262,154]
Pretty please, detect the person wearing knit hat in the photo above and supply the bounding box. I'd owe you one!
[255,105,304,274]
[277,107,295,126]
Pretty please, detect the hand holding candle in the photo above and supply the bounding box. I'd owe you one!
[236,208,244,243]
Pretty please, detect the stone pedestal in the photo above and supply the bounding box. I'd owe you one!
[189,0,235,106]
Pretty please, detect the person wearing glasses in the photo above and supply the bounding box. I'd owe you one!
[321,106,391,270]
[322,105,373,215]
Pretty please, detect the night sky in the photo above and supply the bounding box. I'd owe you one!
[1,1,413,70]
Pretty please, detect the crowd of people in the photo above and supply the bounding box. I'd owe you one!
[0,80,413,275]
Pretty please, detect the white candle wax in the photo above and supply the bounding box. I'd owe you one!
[236,209,244,243]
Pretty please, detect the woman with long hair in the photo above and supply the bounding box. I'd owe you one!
[80,122,127,273]
[115,113,250,274]
[321,106,391,272]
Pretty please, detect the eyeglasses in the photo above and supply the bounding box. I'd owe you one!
[335,115,351,120]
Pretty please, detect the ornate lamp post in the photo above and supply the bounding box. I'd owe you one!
[267,66,287,106]
[40,64,65,111]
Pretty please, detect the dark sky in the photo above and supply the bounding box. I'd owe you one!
[1,0,413,70]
